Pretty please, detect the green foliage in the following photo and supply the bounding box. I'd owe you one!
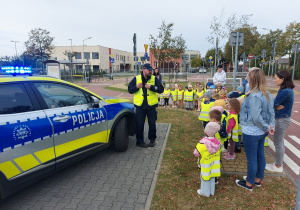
[24,28,54,60]
[149,21,186,66]
[191,57,201,67]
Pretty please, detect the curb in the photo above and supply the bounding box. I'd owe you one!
[145,123,171,210]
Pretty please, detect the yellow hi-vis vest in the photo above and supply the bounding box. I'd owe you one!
[170,89,177,101]
[164,89,170,98]
[226,113,239,142]
[134,75,158,106]
[184,90,194,101]
[197,90,204,97]
[264,136,268,146]
[177,90,184,100]
[196,143,221,181]
[193,89,198,101]
[198,101,214,121]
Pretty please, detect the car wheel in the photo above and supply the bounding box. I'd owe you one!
[113,117,129,152]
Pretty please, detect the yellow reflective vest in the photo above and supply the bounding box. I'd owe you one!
[164,89,170,98]
[134,75,158,106]
[184,90,194,101]
[193,89,198,101]
[198,101,214,121]
[177,90,184,100]
[226,113,239,142]
[170,89,177,101]
[196,143,221,181]
[197,89,204,97]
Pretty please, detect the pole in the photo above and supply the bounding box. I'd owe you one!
[255,58,257,67]
[69,39,73,82]
[292,44,298,81]
[271,57,275,86]
[242,53,245,72]
[233,32,239,91]
[214,37,218,75]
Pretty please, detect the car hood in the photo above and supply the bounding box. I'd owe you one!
[101,96,132,104]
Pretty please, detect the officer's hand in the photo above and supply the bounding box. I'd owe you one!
[136,83,143,89]
[145,84,151,89]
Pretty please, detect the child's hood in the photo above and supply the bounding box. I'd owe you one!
[200,137,221,154]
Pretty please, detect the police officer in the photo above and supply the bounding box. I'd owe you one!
[128,63,164,148]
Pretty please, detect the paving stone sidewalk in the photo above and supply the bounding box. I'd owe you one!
[0,123,170,210]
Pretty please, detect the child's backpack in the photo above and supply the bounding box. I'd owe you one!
[218,113,228,138]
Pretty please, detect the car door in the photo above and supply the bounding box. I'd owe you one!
[0,82,55,182]
[31,81,108,163]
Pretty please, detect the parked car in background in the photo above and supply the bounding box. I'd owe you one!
[199,68,207,73]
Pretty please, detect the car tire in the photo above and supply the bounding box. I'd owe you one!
[113,117,129,152]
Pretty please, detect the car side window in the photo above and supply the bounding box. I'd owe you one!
[34,82,88,109]
[0,84,34,114]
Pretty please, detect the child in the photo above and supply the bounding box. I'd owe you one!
[197,84,205,111]
[185,84,194,110]
[216,83,223,93]
[163,84,171,108]
[219,89,227,100]
[177,84,184,109]
[158,83,165,106]
[227,86,245,99]
[223,98,241,160]
[198,90,214,129]
[170,84,177,108]
[193,122,221,197]
[205,82,213,91]
[193,84,198,108]
[212,92,220,101]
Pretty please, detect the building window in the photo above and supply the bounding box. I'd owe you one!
[75,52,82,59]
[84,52,90,60]
[92,52,99,59]
[182,54,189,60]
[190,54,197,60]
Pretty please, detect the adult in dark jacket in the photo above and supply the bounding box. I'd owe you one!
[265,70,295,172]
[128,64,164,147]
[153,68,162,83]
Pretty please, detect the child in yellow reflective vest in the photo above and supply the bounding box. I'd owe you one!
[193,84,198,109]
[177,84,184,109]
[193,122,221,197]
[236,97,245,153]
[163,84,171,108]
[158,83,165,106]
[185,84,194,110]
[198,90,214,129]
[197,84,205,111]
[170,84,177,108]
[224,98,241,160]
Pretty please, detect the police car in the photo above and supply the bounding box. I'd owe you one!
[0,66,135,200]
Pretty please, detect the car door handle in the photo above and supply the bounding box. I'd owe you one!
[53,115,71,122]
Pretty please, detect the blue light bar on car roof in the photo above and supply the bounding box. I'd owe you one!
[1,66,32,74]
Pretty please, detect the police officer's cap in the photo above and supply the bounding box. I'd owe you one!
[142,63,154,71]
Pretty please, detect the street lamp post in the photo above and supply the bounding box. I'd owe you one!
[83,37,92,82]
[69,39,73,82]
[11,40,19,60]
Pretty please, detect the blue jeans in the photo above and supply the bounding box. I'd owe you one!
[243,133,267,185]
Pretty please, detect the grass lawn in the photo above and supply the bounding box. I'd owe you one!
[152,109,296,209]
[104,86,129,93]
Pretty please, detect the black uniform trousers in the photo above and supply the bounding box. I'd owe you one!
[135,106,157,144]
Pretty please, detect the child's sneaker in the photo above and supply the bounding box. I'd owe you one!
[223,153,235,160]
[243,176,261,187]
[197,189,209,197]
[215,178,219,185]
[222,147,228,153]
[235,180,253,191]
[197,109,200,112]
[235,146,241,153]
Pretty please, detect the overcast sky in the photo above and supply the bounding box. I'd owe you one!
[0,0,299,58]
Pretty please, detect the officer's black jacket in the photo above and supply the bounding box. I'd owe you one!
[128,72,164,109]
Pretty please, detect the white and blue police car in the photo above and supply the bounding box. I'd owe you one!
[0,66,135,200]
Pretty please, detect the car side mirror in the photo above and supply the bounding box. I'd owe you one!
[91,96,100,108]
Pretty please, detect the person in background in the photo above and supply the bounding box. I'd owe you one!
[163,84,171,108]
[153,68,162,83]
[128,63,164,148]
[227,86,244,98]
[216,83,223,93]
[236,68,275,191]
[193,83,199,109]
[265,70,294,173]
[177,84,184,109]
[197,84,205,111]
[212,92,220,101]
[185,84,194,110]
[205,82,213,91]
[193,122,221,197]
[213,64,226,86]
[170,84,178,108]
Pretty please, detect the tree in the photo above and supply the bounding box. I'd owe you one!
[24,28,55,61]
[191,57,201,68]
[149,21,186,68]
